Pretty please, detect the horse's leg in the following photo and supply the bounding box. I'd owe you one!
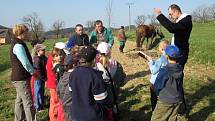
[136,34,141,49]
[140,37,145,50]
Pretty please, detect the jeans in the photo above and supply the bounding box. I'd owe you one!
[12,80,36,121]
[34,79,45,111]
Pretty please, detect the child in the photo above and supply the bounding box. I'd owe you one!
[46,42,66,121]
[69,46,107,121]
[96,42,126,121]
[33,44,47,112]
[117,26,126,53]
[151,45,184,121]
[57,54,78,121]
[145,40,169,111]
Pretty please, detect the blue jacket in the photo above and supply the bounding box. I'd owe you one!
[148,54,168,84]
[154,63,184,103]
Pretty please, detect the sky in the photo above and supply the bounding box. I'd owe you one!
[1,0,215,30]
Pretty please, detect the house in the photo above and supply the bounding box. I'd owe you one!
[0,25,12,45]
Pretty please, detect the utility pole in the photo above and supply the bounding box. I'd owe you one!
[126,2,134,32]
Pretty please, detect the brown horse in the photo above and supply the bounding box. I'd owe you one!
[136,24,164,50]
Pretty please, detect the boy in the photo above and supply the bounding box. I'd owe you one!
[151,45,184,121]
[69,46,108,121]
[33,44,47,112]
[57,54,78,121]
[146,40,169,111]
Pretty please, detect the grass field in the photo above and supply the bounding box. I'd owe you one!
[0,23,215,121]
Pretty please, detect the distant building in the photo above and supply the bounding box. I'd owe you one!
[0,28,12,45]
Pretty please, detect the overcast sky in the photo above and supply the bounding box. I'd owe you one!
[1,0,215,30]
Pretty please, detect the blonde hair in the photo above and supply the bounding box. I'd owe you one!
[12,24,29,37]
[99,54,110,68]
[159,39,169,51]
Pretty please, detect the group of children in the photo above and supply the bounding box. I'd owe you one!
[30,40,126,121]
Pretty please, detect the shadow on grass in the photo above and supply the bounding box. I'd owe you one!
[119,84,152,121]
[0,63,10,72]
[125,70,150,83]
[186,77,215,121]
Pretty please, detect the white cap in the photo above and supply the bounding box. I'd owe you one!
[54,42,70,55]
[54,42,66,49]
[97,42,111,54]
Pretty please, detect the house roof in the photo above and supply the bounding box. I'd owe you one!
[0,25,8,29]
[0,29,9,38]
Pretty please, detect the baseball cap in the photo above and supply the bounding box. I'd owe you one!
[164,45,180,58]
[54,42,70,55]
[64,54,78,66]
[80,46,98,62]
[97,42,111,54]
[35,44,46,51]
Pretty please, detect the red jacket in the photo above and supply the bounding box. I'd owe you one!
[46,54,57,89]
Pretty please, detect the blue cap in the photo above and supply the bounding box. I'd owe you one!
[164,45,180,58]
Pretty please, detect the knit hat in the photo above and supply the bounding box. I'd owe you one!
[54,42,70,55]
[97,42,111,54]
[64,54,77,65]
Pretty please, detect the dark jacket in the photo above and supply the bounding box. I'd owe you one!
[66,33,89,49]
[10,39,33,81]
[154,63,184,104]
[157,14,192,53]
[57,71,72,112]
[69,66,107,121]
[33,55,47,81]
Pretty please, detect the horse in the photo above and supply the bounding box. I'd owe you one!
[136,24,164,50]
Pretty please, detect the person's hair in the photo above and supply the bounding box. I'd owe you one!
[98,53,110,68]
[169,4,182,13]
[168,56,178,61]
[12,24,29,37]
[94,20,103,26]
[70,45,81,55]
[159,39,169,50]
[75,24,83,29]
[51,47,65,63]
[121,26,124,29]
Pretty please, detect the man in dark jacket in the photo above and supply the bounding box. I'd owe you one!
[151,45,184,121]
[66,24,89,49]
[154,4,192,70]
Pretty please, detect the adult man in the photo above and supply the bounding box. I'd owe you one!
[90,20,114,47]
[10,24,36,121]
[66,24,89,49]
[154,4,192,70]
[69,46,108,121]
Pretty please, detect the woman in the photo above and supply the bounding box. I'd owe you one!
[10,24,36,121]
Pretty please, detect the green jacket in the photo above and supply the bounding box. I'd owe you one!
[89,27,114,46]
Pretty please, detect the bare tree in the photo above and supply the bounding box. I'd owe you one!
[135,15,146,26]
[147,14,158,25]
[192,5,211,23]
[52,20,65,39]
[209,4,215,22]
[106,0,113,28]
[86,20,95,32]
[22,12,44,40]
